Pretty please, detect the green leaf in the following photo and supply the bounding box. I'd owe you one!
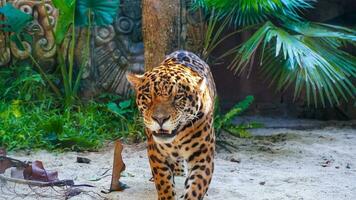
[0,4,32,33]
[225,126,252,138]
[107,102,121,114]
[75,0,120,27]
[222,95,254,124]
[119,99,132,109]
[52,0,76,44]
[283,20,356,42]
[214,95,254,136]
[107,101,131,117]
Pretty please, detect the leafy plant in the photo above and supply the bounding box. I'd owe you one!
[214,95,262,138]
[0,3,61,96]
[107,96,145,143]
[52,0,120,106]
[193,0,314,26]
[235,21,356,107]
[193,0,356,107]
[0,64,51,101]
[0,98,143,151]
[0,1,120,107]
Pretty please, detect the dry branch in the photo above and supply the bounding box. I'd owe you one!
[0,174,74,187]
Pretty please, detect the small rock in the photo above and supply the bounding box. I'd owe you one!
[259,181,266,185]
[230,158,241,163]
[77,157,91,164]
[320,157,333,167]
[335,166,340,169]
[346,163,351,169]
[65,188,83,198]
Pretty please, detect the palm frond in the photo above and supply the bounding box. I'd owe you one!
[283,19,356,42]
[229,21,356,107]
[201,9,261,61]
[191,0,315,26]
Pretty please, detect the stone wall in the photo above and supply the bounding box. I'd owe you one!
[0,0,145,97]
[79,0,144,97]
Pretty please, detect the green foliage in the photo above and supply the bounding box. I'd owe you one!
[107,96,145,142]
[75,0,120,26]
[0,3,61,97]
[231,21,356,107]
[0,1,120,107]
[214,95,262,138]
[0,98,144,151]
[192,0,314,26]
[52,0,76,44]
[0,2,139,152]
[52,0,119,106]
[0,64,143,151]
[107,99,133,117]
[0,64,53,101]
[53,0,85,106]
[193,0,356,107]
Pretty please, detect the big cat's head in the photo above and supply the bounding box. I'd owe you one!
[126,66,207,143]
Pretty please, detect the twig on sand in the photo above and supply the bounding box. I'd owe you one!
[0,174,74,187]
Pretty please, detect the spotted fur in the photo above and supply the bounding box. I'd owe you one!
[127,50,216,200]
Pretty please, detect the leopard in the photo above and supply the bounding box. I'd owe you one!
[126,50,216,200]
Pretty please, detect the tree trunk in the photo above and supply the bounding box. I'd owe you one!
[142,0,206,71]
[142,0,180,70]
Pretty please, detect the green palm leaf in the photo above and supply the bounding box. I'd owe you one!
[229,21,356,107]
[192,0,314,26]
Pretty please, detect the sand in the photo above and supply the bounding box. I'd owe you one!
[1,121,356,200]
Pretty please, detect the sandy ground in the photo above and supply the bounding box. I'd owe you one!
[1,119,356,200]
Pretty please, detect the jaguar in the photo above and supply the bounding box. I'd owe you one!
[127,50,216,200]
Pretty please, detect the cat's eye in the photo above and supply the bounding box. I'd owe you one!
[174,95,184,101]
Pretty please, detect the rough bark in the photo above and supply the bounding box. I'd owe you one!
[142,0,181,70]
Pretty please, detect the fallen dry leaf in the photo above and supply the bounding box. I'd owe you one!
[23,160,58,182]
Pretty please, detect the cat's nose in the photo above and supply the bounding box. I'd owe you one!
[152,115,170,127]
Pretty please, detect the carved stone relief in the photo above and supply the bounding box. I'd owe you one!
[0,0,57,70]
[0,0,144,97]
[0,0,205,97]
[77,0,144,97]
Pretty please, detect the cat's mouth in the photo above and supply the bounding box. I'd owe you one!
[153,128,177,138]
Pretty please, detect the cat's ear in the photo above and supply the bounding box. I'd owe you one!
[126,72,144,88]
[197,77,207,92]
